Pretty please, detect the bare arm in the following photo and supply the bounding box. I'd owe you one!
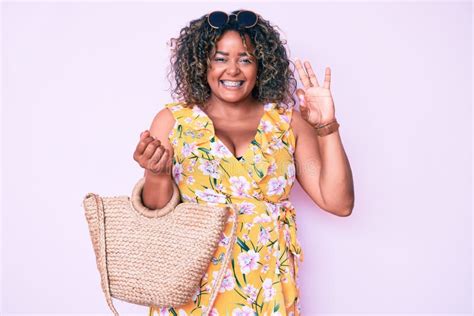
[292,109,354,216]
[142,171,175,209]
[137,107,177,209]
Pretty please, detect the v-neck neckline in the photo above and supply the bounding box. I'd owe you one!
[197,102,271,163]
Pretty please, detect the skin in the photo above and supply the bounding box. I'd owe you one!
[134,30,355,217]
[204,30,259,111]
[291,60,354,216]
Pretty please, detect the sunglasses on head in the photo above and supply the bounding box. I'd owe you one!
[206,10,258,29]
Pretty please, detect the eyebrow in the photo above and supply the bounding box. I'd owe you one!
[215,50,251,57]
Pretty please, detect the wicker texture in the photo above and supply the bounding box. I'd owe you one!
[83,177,237,316]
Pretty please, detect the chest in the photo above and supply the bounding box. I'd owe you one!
[212,117,261,158]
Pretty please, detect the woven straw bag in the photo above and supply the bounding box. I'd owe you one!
[82,177,238,316]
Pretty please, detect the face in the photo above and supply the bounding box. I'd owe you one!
[206,30,258,104]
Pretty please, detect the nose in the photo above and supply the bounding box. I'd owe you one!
[226,61,241,76]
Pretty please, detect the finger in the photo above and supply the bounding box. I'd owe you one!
[140,130,149,140]
[323,66,331,89]
[151,147,168,172]
[149,145,166,164]
[294,58,312,89]
[296,88,305,99]
[143,139,161,159]
[133,136,155,161]
[296,88,305,103]
[304,61,320,87]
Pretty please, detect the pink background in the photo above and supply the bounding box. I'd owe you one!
[2,1,472,315]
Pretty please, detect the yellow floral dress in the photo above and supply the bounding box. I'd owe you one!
[149,101,304,316]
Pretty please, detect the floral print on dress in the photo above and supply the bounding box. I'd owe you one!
[149,101,304,316]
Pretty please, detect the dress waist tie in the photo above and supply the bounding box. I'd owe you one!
[260,198,304,263]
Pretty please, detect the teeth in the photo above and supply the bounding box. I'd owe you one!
[221,80,243,87]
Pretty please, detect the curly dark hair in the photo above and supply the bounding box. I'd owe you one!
[166,9,297,111]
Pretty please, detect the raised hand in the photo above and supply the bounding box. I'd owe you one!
[294,59,336,127]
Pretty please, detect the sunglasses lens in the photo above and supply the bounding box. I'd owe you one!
[237,11,258,27]
[208,11,228,28]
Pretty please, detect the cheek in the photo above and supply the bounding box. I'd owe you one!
[207,67,222,81]
[207,70,217,84]
[248,73,258,85]
[247,67,258,81]
[206,69,213,79]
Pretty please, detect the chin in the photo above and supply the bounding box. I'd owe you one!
[218,95,250,103]
[214,90,256,103]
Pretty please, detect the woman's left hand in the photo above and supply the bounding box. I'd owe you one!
[294,59,336,127]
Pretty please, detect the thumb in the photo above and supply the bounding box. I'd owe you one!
[168,147,174,161]
[166,146,174,162]
[296,89,305,106]
[167,148,174,171]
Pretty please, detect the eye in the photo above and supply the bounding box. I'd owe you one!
[241,58,252,64]
[214,57,226,62]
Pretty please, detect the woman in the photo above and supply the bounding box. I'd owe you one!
[133,9,354,316]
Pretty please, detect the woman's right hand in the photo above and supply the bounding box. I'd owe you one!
[133,130,173,177]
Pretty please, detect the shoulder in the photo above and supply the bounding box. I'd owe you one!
[153,103,176,126]
[158,101,195,120]
[150,101,200,137]
[148,103,182,147]
[163,101,199,118]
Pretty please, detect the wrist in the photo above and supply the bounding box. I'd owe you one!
[145,169,172,182]
[315,117,337,128]
[313,118,339,137]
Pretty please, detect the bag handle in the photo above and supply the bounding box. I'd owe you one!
[203,206,238,316]
[130,177,181,219]
[90,193,120,316]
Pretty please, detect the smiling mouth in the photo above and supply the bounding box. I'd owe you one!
[220,80,245,88]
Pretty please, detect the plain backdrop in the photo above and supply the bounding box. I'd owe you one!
[1,0,472,315]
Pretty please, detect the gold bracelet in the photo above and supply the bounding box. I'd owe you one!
[314,119,339,137]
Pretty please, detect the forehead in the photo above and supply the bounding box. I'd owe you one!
[213,31,255,54]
